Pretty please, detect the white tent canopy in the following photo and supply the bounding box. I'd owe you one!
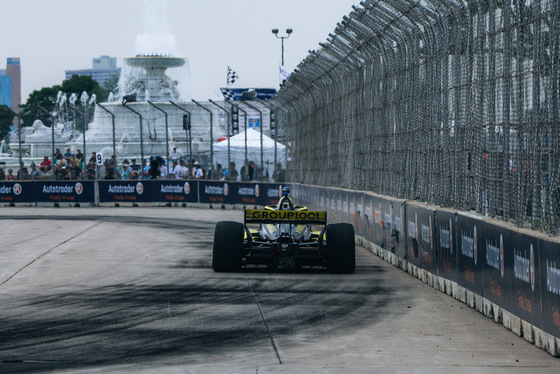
[213,128,286,176]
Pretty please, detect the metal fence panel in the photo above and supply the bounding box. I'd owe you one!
[273,0,560,234]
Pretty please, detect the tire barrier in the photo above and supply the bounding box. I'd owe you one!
[291,183,560,356]
[0,180,283,207]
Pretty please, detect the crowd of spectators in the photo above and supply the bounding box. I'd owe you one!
[0,149,287,183]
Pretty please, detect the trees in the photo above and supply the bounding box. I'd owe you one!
[0,105,15,142]
[19,75,112,128]
[19,86,61,128]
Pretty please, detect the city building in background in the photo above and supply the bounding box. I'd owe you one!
[0,57,22,126]
[0,70,12,108]
[65,55,121,87]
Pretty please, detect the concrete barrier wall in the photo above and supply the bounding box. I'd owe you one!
[291,184,560,357]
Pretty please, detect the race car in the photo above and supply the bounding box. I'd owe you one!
[212,187,355,273]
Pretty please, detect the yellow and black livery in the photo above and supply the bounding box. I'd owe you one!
[212,186,355,273]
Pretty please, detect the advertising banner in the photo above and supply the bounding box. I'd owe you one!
[391,200,407,259]
[435,210,458,282]
[540,238,560,337]
[258,183,282,206]
[353,193,367,239]
[405,205,437,273]
[235,183,280,206]
[152,180,198,203]
[376,197,397,254]
[98,180,153,203]
[503,231,542,329]
[479,221,513,312]
[37,181,95,203]
[0,182,35,203]
[199,181,237,204]
[456,214,484,295]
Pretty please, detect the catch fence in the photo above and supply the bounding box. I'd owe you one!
[272,0,560,234]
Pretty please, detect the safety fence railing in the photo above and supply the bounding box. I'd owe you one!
[272,0,560,234]
[2,100,286,184]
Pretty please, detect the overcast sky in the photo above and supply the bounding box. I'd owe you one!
[0,0,360,102]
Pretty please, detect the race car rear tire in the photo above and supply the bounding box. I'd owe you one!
[326,223,355,274]
[212,221,244,272]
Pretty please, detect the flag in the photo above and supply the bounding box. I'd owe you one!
[279,64,290,84]
[227,66,239,86]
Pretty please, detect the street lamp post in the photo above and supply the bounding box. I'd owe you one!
[271,28,293,66]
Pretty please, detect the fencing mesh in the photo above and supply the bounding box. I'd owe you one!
[273,0,560,234]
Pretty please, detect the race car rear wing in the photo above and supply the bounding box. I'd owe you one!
[244,210,327,225]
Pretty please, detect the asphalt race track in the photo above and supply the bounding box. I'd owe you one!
[0,207,558,374]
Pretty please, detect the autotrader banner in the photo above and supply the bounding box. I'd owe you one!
[236,183,282,206]
[456,213,484,295]
[507,231,542,329]
[37,181,95,203]
[198,181,237,204]
[405,204,437,273]
[0,182,36,203]
[479,220,513,313]
[152,180,198,203]
[98,180,153,203]
[540,238,560,337]
[435,210,458,282]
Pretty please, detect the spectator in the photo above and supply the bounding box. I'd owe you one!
[6,168,15,181]
[149,157,161,180]
[30,163,43,180]
[172,159,188,179]
[159,158,168,179]
[141,159,150,179]
[225,162,238,181]
[75,149,84,164]
[89,152,98,178]
[89,151,97,164]
[86,160,96,180]
[16,163,29,180]
[63,148,73,163]
[213,163,223,179]
[121,160,132,180]
[0,168,5,180]
[192,162,204,179]
[104,160,117,179]
[69,159,82,180]
[273,163,286,183]
[53,163,65,180]
[240,159,254,181]
[169,147,180,169]
[129,159,139,179]
[54,148,63,164]
[207,164,217,179]
[39,156,52,173]
[19,168,30,181]
[130,158,140,172]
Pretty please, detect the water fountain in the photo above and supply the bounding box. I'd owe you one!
[14,0,227,166]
